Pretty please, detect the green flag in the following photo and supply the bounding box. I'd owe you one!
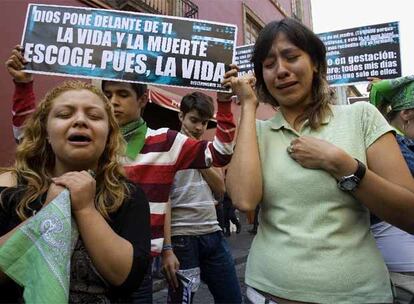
[0,189,78,303]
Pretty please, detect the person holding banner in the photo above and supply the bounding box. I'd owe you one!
[369,76,414,304]
[224,18,414,304]
[0,81,151,303]
[4,46,35,143]
[6,45,236,303]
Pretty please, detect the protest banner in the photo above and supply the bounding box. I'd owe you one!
[235,44,254,76]
[21,4,237,91]
[318,21,401,86]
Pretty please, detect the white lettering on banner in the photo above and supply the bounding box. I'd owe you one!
[93,15,143,31]
[32,7,61,24]
[155,56,176,77]
[56,27,73,43]
[115,32,125,47]
[24,43,94,68]
[161,22,173,34]
[77,29,112,46]
[24,4,235,90]
[114,33,145,49]
[126,34,144,49]
[100,50,148,74]
[148,36,208,57]
[189,80,220,88]
[62,12,91,26]
[182,59,225,82]
[143,20,159,33]
[348,51,396,64]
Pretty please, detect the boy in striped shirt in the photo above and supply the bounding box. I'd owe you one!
[162,92,241,303]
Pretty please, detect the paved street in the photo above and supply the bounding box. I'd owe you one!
[154,262,247,303]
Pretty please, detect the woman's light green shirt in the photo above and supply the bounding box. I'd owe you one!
[246,102,393,304]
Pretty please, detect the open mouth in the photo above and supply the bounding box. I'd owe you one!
[68,134,92,143]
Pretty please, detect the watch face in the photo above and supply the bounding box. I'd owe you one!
[338,176,360,191]
[341,179,357,191]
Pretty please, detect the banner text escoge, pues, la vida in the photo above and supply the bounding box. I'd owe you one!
[22,5,237,91]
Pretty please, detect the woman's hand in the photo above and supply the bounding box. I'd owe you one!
[288,136,356,178]
[52,171,96,213]
[222,70,258,108]
[43,183,66,208]
[217,64,239,101]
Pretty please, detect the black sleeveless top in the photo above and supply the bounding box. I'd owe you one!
[0,183,151,303]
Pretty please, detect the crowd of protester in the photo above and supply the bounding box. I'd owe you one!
[1,16,413,304]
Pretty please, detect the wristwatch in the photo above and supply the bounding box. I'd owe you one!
[337,159,366,192]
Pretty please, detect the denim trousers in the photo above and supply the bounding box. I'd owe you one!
[168,231,242,304]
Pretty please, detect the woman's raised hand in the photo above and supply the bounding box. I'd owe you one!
[222,67,258,108]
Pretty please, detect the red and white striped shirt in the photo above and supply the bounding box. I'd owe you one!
[123,101,235,255]
[12,81,36,141]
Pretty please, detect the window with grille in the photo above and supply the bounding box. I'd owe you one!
[245,15,262,44]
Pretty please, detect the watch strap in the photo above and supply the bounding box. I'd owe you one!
[353,158,366,180]
[337,158,366,192]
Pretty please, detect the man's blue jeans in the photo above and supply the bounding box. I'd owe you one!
[168,231,242,304]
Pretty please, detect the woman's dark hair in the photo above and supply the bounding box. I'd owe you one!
[180,91,214,120]
[252,18,335,129]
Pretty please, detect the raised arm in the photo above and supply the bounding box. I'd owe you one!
[224,73,262,211]
[173,67,239,171]
[5,45,35,142]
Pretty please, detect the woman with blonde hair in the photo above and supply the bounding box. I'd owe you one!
[0,81,151,303]
[224,18,414,303]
